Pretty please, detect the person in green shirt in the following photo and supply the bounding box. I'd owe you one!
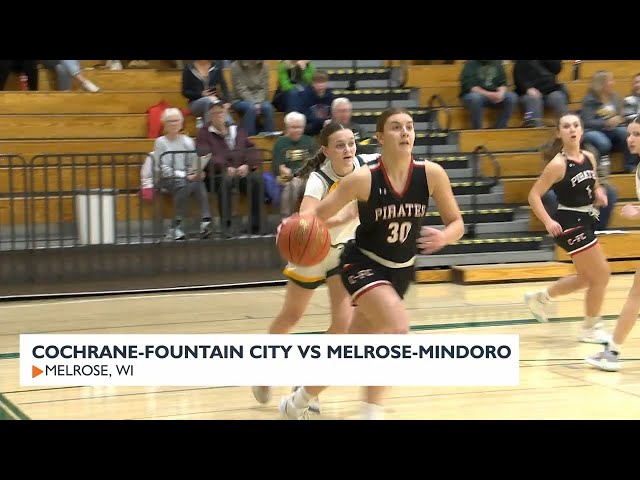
[459,60,517,129]
[272,111,317,217]
[272,60,316,113]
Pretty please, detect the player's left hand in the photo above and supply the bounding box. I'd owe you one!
[594,186,608,207]
[416,226,447,255]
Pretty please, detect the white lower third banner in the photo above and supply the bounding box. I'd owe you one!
[20,334,520,387]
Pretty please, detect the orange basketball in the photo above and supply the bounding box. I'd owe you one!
[276,213,331,267]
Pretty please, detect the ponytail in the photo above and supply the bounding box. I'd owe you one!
[295,150,326,178]
[543,137,563,163]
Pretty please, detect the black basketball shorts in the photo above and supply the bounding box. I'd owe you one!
[553,209,598,256]
[339,240,415,304]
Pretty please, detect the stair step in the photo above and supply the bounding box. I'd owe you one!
[451,180,496,196]
[433,236,545,256]
[442,168,472,179]
[331,80,398,89]
[423,208,516,225]
[313,60,385,69]
[359,132,452,152]
[452,191,505,206]
[360,121,433,134]
[348,99,417,110]
[325,68,392,80]
[428,155,470,169]
[472,218,530,235]
[416,249,554,268]
[334,88,414,101]
[352,108,434,124]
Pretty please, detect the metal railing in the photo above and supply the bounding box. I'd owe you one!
[0,148,275,252]
[468,145,501,239]
[427,94,451,133]
[0,154,30,251]
[27,152,149,249]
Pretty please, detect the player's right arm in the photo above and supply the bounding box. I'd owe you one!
[528,155,565,236]
[298,172,324,215]
[313,167,370,222]
[298,172,356,228]
[324,201,358,229]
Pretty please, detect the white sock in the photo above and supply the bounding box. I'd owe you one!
[583,316,601,329]
[293,387,312,409]
[608,339,621,354]
[362,402,384,420]
[540,289,551,303]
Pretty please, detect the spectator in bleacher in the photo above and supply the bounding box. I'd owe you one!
[513,60,568,127]
[623,73,640,124]
[154,108,212,240]
[126,60,151,68]
[105,60,123,70]
[196,100,263,236]
[459,60,517,129]
[581,70,637,172]
[271,112,317,217]
[230,60,275,136]
[40,61,100,92]
[103,60,151,69]
[300,70,335,137]
[327,97,365,143]
[272,60,316,113]
[0,60,38,90]
[182,60,233,126]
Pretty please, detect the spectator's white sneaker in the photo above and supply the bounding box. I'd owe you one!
[106,60,123,70]
[173,226,186,241]
[81,79,100,93]
[200,221,212,239]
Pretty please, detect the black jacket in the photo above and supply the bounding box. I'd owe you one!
[513,60,565,98]
[181,61,229,104]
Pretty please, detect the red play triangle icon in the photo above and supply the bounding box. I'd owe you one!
[32,365,43,378]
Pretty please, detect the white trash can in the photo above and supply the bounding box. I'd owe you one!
[75,189,116,245]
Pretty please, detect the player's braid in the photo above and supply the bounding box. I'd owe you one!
[295,151,326,178]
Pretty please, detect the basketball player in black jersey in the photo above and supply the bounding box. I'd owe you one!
[586,116,640,371]
[526,113,611,344]
[277,107,464,420]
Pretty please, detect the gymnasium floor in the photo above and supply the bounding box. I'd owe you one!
[1,275,639,420]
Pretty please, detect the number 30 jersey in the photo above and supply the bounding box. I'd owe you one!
[355,156,430,267]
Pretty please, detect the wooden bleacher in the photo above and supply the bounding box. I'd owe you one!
[2,59,639,286]
[0,139,155,157]
[501,175,636,205]
[458,127,551,152]
[481,151,626,178]
[418,75,637,108]
[454,233,640,284]
[0,92,187,114]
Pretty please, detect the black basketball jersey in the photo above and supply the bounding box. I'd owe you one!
[355,156,430,266]
[551,151,597,208]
